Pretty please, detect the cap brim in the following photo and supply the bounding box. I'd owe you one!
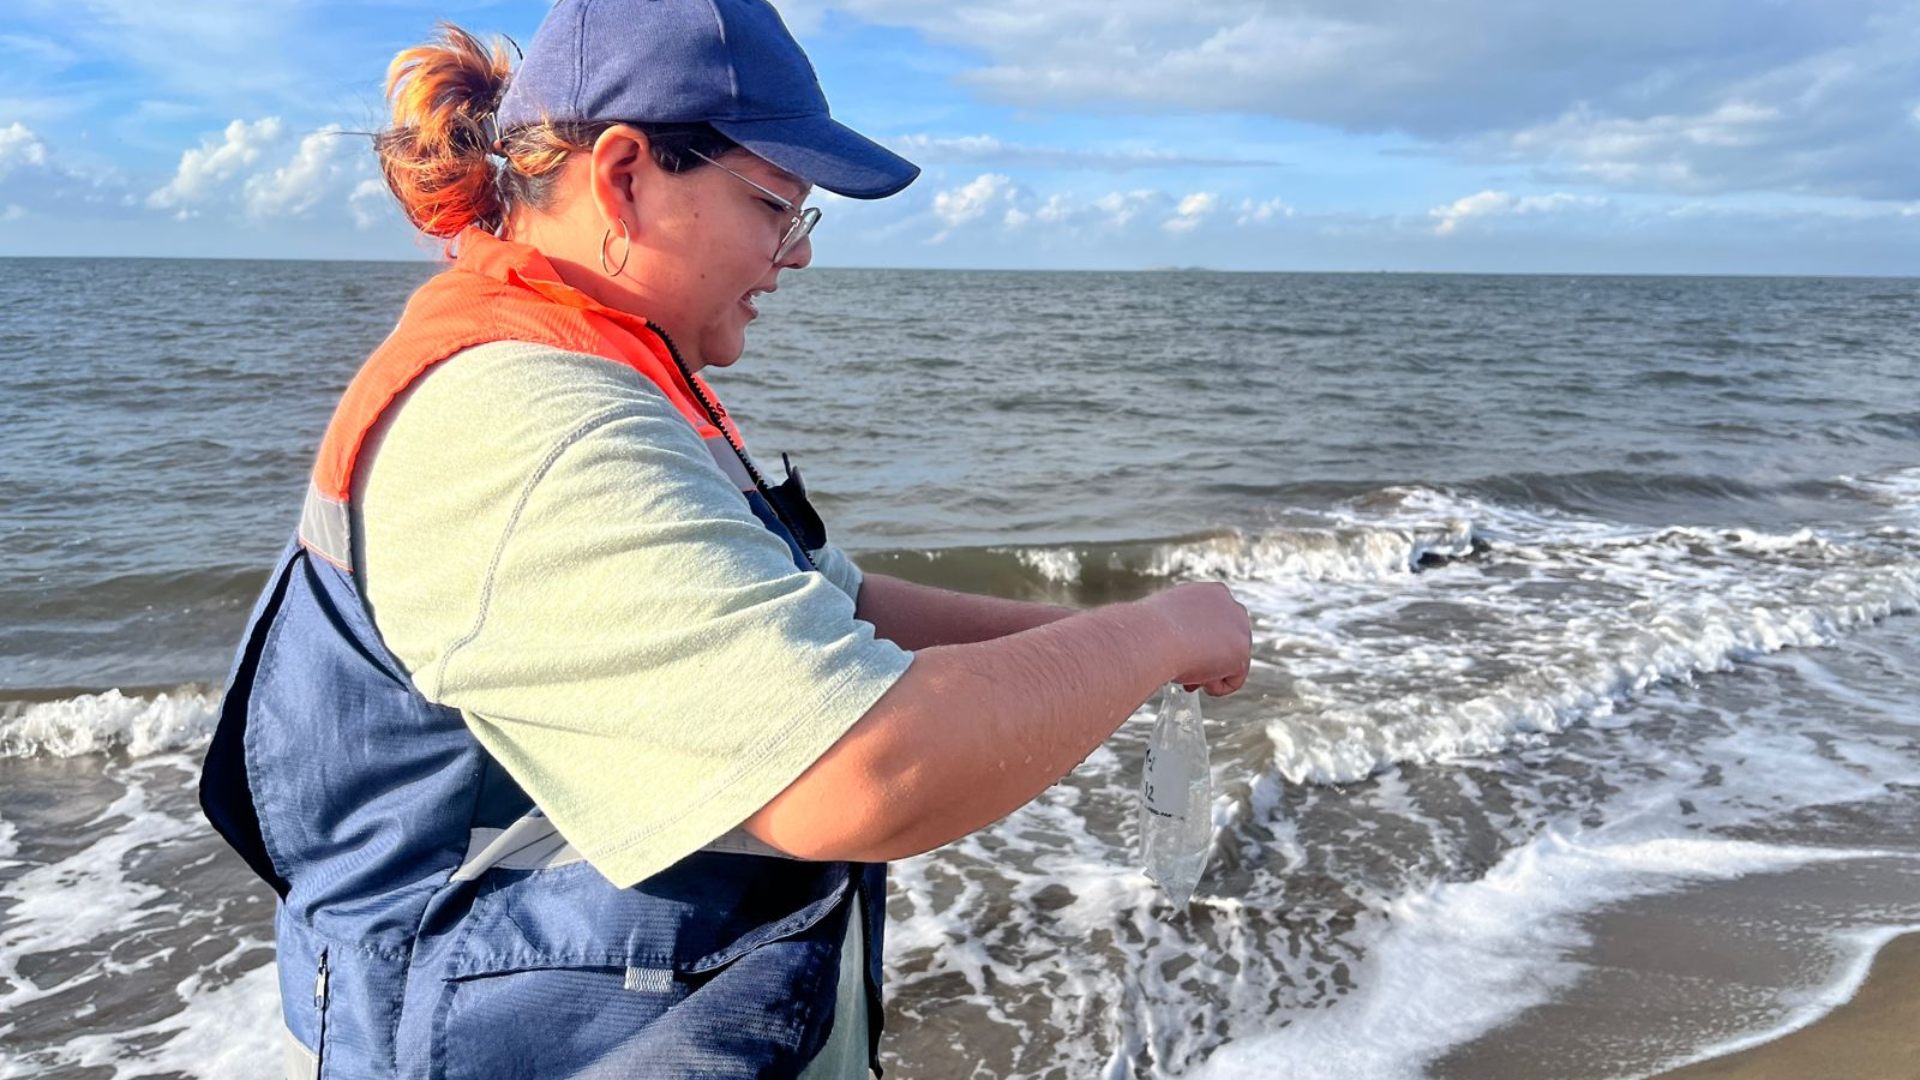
[711,114,919,200]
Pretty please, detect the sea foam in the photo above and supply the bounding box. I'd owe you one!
[1190,832,1908,1080]
[1002,520,1477,588]
[1213,485,1920,787]
[0,687,219,759]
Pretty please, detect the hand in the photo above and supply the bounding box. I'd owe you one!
[1140,582,1252,697]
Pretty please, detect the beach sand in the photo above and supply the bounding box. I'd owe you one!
[1652,931,1920,1080]
[1427,847,1920,1080]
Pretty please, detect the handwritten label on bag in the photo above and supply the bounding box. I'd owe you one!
[1142,741,1188,820]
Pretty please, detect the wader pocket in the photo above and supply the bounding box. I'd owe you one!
[433,856,856,1080]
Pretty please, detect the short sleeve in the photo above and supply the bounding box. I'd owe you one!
[810,542,865,604]
[354,342,912,888]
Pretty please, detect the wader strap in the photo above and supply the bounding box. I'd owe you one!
[450,813,584,881]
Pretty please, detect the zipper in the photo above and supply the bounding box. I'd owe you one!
[647,320,819,573]
[312,949,330,1074]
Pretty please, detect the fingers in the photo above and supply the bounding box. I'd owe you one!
[1183,674,1248,696]
[1200,670,1247,697]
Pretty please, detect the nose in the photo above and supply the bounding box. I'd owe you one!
[779,233,813,271]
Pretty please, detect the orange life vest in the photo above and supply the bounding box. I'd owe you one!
[295,228,816,571]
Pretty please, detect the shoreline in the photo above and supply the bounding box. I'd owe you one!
[1651,930,1920,1080]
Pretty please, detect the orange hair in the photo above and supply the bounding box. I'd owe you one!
[375,23,588,243]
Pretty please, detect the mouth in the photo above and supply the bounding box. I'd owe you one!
[739,286,771,318]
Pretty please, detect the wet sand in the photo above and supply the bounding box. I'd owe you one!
[1653,931,1920,1080]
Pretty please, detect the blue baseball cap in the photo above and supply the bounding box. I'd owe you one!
[495,0,919,199]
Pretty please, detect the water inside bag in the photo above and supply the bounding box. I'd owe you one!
[1139,684,1213,908]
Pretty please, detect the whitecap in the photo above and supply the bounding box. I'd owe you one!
[0,687,220,760]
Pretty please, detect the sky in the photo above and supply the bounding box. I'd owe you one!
[2,0,1918,273]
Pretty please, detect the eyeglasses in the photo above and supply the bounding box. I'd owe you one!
[685,148,821,264]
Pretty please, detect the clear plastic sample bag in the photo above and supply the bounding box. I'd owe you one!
[1138,683,1212,908]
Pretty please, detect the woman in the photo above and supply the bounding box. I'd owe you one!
[200,1,1252,1077]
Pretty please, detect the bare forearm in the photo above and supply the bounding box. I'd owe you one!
[745,598,1180,862]
[860,604,1177,858]
[855,571,1073,650]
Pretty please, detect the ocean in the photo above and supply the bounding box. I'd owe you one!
[2,258,1917,1078]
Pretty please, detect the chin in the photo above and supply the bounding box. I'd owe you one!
[701,330,748,369]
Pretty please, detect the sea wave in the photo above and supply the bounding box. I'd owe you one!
[1137,522,1478,583]
[1270,558,1920,785]
[1474,469,1845,505]
[1,563,266,619]
[0,687,220,760]
[1842,465,1920,521]
[1192,832,1909,1080]
[865,521,1480,597]
[1257,500,1920,786]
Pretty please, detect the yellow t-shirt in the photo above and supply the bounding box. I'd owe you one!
[352,340,904,1077]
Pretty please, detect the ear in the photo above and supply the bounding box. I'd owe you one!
[588,125,652,236]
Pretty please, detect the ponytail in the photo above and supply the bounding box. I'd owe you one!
[375,23,513,240]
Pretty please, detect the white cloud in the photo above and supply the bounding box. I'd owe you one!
[885,133,1280,172]
[915,181,1291,243]
[931,173,1017,239]
[0,123,51,179]
[1164,191,1218,233]
[1236,197,1294,225]
[1431,190,1512,236]
[1499,101,1785,193]
[1093,189,1163,228]
[142,119,374,224]
[148,117,285,215]
[0,122,137,219]
[1430,190,1607,235]
[809,0,1920,200]
[243,126,354,218]
[1175,192,1217,215]
[349,178,391,231]
[802,1,1684,126]
[2,204,27,222]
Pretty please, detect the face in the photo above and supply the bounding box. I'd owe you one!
[619,148,814,372]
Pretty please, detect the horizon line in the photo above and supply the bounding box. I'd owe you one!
[0,253,1914,281]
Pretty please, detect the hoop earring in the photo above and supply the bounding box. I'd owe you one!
[599,221,631,277]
